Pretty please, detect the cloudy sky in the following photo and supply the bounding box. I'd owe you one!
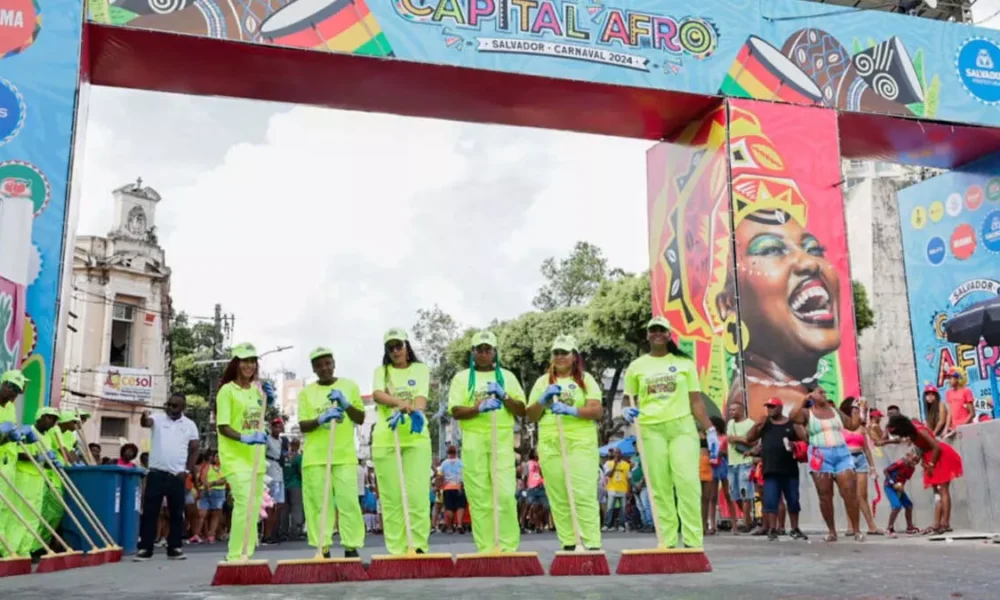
[76,90,650,389]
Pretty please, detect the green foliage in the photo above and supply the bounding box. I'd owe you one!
[532,241,609,310]
[169,312,226,437]
[852,280,876,335]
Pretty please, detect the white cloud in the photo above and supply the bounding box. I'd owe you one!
[78,87,652,393]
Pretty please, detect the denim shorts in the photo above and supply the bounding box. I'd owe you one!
[728,463,755,500]
[851,452,870,473]
[198,489,226,511]
[762,474,801,514]
[185,490,196,505]
[810,444,855,475]
[884,484,912,510]
[268,480,286,504]
[711,457,729,481]
[526,485,549,508]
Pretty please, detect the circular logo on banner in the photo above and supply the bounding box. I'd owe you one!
[967,185,984,211]
[982,210,1000,253]
[0,161,49,216]
[989,178,1000,202]
[926,236,946,265]
[957,38,1000,104]
[911,206,927,229]
[946,193,963,217]
[929,201,945,222]
[951,224,977,260]
[0,0,40,60]
[0,78,25,148]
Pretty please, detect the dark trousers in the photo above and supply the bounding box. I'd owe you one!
[139,469,185,552]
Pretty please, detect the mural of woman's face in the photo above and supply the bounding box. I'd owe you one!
[735,215,841,358]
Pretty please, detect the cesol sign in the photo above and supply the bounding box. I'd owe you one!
[101,366,154,402]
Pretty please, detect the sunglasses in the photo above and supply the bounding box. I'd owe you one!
[551,350,570,357]
[386,342,405,352]
[474,345,494,354]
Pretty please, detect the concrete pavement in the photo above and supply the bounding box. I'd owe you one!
[1,531,997,599]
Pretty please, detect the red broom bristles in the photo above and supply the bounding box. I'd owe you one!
[549,551,610,576]
[0,557,32,577]
[272,559,369,584]
[109,548,122,563]
[453,554,544,578]
[615,549,712,575]
[211,561,273,586]
[81,552,105,568]
[367,554,455,580]
[36,552,83,574]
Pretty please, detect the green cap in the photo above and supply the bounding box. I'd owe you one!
[59,410,80,424]
[78,410,92,419]
[309,346,334,361]
[232,343,258,360]
[471,330,497,349]
[0,370,27,391]
[37,407,59,418]
[551,334,578,353]
[647,316,672,330]
[383,328,408,344]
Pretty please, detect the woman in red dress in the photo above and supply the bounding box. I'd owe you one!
[886,414,963,534]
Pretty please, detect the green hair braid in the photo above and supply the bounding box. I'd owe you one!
[467,348,505,394]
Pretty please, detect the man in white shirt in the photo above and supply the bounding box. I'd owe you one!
[135,392,199,561]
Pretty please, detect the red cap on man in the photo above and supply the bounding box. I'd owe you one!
[764,397,782,408]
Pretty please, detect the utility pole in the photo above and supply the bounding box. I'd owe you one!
[206,304,224,448]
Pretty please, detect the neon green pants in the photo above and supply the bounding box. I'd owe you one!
[463,430,519,553]
[372,441,431,555]
[40,472,64,543]
[640,416,702,549]
[538,433,601,549]
[7,469,47,556]
[0,459,17,556]
[303,464,365,551]
[225,470,265,561]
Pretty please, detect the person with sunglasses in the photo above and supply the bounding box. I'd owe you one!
[525,335,603,551]
[448,331,527,553]
[371,328,433,555]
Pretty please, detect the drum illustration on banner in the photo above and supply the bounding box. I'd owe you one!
[260,0,394,56]
[719,36,823,106]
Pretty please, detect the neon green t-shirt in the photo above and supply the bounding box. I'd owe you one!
[0,401,16,467]
[527,373,601,445]
[60,429,77,455]
[371,363,431,448]
[623,353,700,424]
[15,426,46,475]
[298,378,365,468]
[448,368,525,436]
[727,418,754,466]
[215,381,266,477]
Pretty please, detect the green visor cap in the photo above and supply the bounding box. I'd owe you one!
[647,316,672,330]
[232,343,258,360]
[0,370,27,390]
[309,346,334,361]
[383,328,408,344]
[551,335,578,353]
[471,331,497,348]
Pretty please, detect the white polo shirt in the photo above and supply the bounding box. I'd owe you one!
[148,412,199,475]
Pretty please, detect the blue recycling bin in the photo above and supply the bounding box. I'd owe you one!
[119,466,146,555]
[61,465,124,553]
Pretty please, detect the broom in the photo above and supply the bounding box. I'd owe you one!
[549,415,609,576]
[454,410,544,577]
[368,424,454,579]
[211,443,273,585]
[16,441,107,567]
[0,477,83,572]
[0,526,33,577]
[75,425,97,466]
[273,417,367,583]
[49,434,123,562]
[616,418,711,575]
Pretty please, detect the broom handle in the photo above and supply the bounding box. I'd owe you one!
[392,427,416,553]
[632,420,665,549]
[75,427,96,466]
[490,408,501,553]
[42,435,116,547]
[240,444,264,561]
[16,441,100,551]
[49,434,116,545]
[555,415,584,550]
[316,418,337,558]
[0,468,62,552]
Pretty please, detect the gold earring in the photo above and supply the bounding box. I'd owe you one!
[723,315,749,354]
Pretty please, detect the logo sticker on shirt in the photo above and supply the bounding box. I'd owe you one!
[408,379,416,386]
[646,373,678,396]
[668,366,677,373]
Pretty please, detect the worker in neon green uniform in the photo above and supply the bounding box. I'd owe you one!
[55,411,81,464]
[216,343,273,562]
[0,370,26,555]
[6,406,60,555]
[370,328,432,554]
[525,335,603,551]
[297,346,366,558]
[622,317,718,549]
[39,414,67,535]
[448,330,527,553]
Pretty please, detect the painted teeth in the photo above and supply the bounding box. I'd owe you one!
[790,286,830,311]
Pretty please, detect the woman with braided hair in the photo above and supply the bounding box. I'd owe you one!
[448,330,527,553]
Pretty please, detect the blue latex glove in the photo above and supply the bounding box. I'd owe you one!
[388,411,407,431]
[327,389,350,409]
[486,381,506,399]
[262,381,276,406]
[318,407,343,425]
[6,426,21,442]
[550,402,578,417]
[45,451,62,467]
[0,421,15,436]
[410,410,426,435]
[240,431,267,445]
[539,385,562,407]
[622,407,640,425]
[706,427,720,461]
[478,397,502,413]
[17,425,37,443]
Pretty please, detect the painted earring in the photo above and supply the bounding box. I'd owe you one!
[723,315,749,354]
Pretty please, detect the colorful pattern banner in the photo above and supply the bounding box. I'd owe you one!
[84,0,1000,131]
[897,156,1000,418]
[649,99,859,420]
[0,1,85,421]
